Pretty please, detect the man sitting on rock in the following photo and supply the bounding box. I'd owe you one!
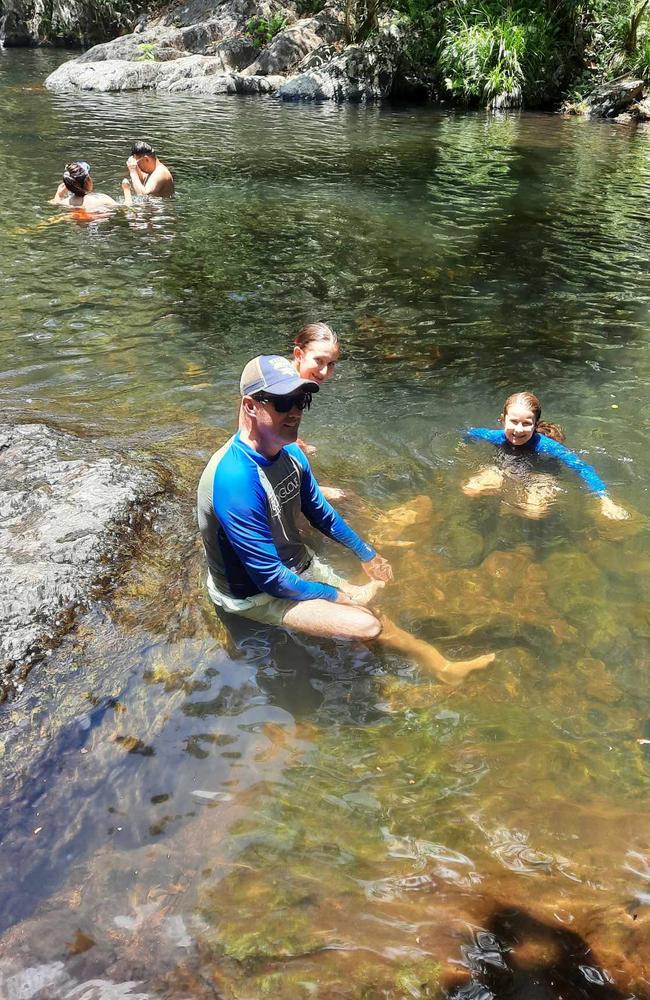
[126,140,174,197]
[197,355,494,684]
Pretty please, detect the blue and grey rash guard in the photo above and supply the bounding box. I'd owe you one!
[197,432,376,603]
[464,428,608,496]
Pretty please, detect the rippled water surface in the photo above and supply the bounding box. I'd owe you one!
[1,47,649,999]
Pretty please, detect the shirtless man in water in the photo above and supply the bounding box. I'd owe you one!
[126,141,175,197]
[197,355,494,685]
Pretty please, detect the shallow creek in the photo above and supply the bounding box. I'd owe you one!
[0,47,649,999]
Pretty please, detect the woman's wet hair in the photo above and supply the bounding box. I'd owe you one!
[62,161,90,197]
[132,140,155,158]
[294,323,339,352]
[501,391,566,442]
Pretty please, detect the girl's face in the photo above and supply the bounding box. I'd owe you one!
[502,403,537,446]
[293,342,339,384]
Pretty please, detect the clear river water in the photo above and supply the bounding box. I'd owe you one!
[0,47,649,1000]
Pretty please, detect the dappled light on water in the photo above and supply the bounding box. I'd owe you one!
[0,48,649,999]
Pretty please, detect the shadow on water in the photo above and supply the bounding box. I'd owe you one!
[449,907,638,1000]
[213,605,383,723]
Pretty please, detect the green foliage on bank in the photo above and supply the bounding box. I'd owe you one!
[245,12,288,46]
[347,0,650,107]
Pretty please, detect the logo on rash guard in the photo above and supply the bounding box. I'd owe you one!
[275,471,300,505]
[257,467,300,529]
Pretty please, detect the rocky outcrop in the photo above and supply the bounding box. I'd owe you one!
[278,25,403,101]
[43,0,404,103]
[76,0,270,61]
[0,423,166,699]
[44,0,325,93]
[613,94,650,123]
[242,10,344,76]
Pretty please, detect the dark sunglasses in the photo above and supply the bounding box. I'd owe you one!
[253,391,312,413]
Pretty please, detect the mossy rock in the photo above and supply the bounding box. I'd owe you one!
[440,523,485,567]
[197,868,324,963]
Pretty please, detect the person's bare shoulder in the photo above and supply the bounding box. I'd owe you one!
[148,162,174,196]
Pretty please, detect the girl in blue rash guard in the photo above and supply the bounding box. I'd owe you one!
[462,391,630,521]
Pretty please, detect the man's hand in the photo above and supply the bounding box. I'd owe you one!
[599,495,630,521]
[127,155,139,170]
[362,554,393,583]
[334,591,355,605]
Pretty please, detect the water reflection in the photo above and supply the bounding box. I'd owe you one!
[0,47,649,999]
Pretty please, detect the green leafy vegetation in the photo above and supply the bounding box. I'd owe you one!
[135,42,157,61]
[342,0,650,106]
[245,12,288,46]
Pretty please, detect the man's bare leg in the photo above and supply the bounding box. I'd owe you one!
[281,596,494,685]
[281,599,383,641]
[377,615,494,685]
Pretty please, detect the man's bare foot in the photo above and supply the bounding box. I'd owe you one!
[345,580,385,606]
[436,652,495,686]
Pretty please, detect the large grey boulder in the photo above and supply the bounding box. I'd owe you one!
[46,54,283,92]
[0,423,166,699]
[67,0,277,63]
[278,25,403,102]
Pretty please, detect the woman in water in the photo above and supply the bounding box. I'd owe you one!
[237,323,344,499]
[49,161,132,212]
[462,391,629,520]
[292,323,339,456]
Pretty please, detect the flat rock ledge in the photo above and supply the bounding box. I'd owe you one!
[0,423,166,699]
[45,56,285,94]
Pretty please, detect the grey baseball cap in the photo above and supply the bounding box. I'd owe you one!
[239,355,320,397]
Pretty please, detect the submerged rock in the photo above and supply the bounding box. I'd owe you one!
[0,423,166,699]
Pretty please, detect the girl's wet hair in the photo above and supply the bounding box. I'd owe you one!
[62,161,90,197]
[294,322,339,351]
[502,391,566,442]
